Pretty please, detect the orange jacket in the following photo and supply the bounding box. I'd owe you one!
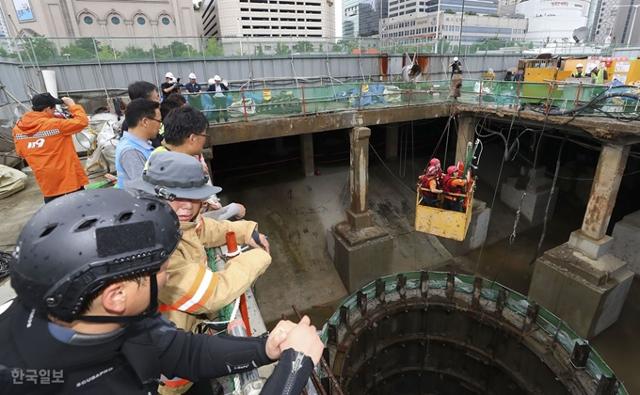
[13,105,89,197]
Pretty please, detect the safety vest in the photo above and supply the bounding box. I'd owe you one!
[115,132,154,189]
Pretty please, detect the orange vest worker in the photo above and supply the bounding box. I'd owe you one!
[13,93,89,200]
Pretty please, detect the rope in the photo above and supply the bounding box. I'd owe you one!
[369,142,416,196]
[508,192,526,245]
[531,136,566,264]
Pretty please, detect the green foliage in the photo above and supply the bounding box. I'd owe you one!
[154,40,198,59]
[275,42,290,55]
[204,39,223,56]
[332,39,358,53]
[60,39,95,60]
[22,36,58,62]
[444,9,456,14]
[292,41,314,53]
[121,45,150,59]
[97,44,119,61]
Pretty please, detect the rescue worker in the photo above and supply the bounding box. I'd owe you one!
[128,151,269,394]
[12,93,89,203]
[0,188,322,394]
[571,63,585,78]
[418,158,443,207]
[589,64,608,84]
[443,162,467,212]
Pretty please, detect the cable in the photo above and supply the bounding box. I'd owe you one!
[369,142,416,196]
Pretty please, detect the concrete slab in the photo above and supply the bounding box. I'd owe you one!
[611,211,640,275]
[500,175,558,226]
[568,230,614,260]
[529,243,634,338]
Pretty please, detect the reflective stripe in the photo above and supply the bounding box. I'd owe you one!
[170,266,206,309]
[160,375,191,388]
[176,269,214,312]
[14,129,61,140]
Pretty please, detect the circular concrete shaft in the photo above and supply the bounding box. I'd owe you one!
[323,272,625,395]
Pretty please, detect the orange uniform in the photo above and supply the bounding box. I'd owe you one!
[13,105,89,197]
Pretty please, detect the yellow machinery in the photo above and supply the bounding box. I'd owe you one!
[415,184,475,241]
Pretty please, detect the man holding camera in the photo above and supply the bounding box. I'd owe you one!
[161,72,182,100]
[12,93,89,203]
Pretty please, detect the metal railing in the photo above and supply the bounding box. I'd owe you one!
[184,79,636,125]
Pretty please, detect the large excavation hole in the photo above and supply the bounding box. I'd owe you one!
[336,304,571,395]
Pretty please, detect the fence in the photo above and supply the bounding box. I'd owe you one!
[184,79,633,124]
[0,36,635,67]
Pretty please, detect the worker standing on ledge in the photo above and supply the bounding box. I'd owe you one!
[571,63,585,78]
[0,188,322,395]
[12,93,89,203]
[450,57,463,99]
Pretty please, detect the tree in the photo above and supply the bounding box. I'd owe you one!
[60,38,95,61]
[332,39,358,53]
[204,38,223,57]
[292,41,314,53]
[121,46,150,60]
[97,44,120,61]
[275,42,290,55]
[21,36,57,62]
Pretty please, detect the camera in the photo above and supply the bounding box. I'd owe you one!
[176,77,181,83]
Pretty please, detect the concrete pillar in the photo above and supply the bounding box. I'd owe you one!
[455,116,475,163]
[331,126,393,292]
[346,127,373,230]
[581,144,630,241]
[529,143,634,339]
[385,124,399,160]
[300,134,314,177]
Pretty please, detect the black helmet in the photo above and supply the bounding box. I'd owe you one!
[11,188,180,322]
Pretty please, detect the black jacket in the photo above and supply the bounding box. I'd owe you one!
[0,301,313,394]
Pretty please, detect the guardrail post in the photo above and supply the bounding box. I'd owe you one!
[301,85,307,115]
[241,88,248,122]
[479,80,483,106]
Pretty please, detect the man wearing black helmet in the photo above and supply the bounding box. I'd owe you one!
[0,188,323,394]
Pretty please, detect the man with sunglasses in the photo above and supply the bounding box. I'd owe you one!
[115,99,163,189]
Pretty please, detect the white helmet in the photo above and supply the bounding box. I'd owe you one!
[213,75,222,82]
[576,63,584,68]
[165,72,175,79]
[188,72,197,79]
[453,57,459,61]
[208,78,216,85]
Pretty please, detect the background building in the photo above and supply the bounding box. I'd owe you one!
[515,0,590,43]
[381,11,527,43]
[611,3,640,45]
[201,0,335,39]
[386,0,498,17]
[343,0,388,38]
[587,0,617,43]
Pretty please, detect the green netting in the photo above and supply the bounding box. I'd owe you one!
[321,271,628,395]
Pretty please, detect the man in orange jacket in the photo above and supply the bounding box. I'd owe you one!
[13,93,89,203]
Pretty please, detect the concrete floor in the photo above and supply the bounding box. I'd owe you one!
[0,158,638,393]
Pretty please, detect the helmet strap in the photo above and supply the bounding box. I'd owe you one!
[78,274,159,324]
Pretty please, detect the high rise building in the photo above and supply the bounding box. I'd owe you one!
[515,0,590,43]
[201,0,335,38]
[0,0,200,38]
[587,0,618,43]
[611,2,640,45]
[343,0,388,38]
[386,0,498,17]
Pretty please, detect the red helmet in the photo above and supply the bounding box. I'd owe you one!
[429,158,441,168]
[447,165,456,176]
[426,165,439,178]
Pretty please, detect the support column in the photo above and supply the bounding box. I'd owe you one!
[385,124,399,160]
[300,134,314,177]
[331,127,393,292]
[529,143,633,339]
[455,116,475,163]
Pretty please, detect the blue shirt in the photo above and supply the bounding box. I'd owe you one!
[115,132,154,189]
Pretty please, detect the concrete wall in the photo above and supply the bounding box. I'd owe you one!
[0,53,523,104]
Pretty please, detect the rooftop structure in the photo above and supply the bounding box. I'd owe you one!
[516,0,590,44]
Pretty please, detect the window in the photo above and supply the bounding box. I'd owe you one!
[110,16,120,25]
[161,16,171,25]
[83,15,94,24]
[137,16,146,25]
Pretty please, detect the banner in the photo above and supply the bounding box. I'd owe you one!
[13,0,34,22]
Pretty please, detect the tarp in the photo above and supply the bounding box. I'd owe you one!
[0,164,27,199]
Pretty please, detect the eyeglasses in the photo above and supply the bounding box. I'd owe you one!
[147,117,163,124]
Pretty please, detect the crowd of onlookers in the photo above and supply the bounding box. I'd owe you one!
[4,73,323,395]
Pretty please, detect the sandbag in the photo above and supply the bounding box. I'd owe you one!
[0,164,27,199]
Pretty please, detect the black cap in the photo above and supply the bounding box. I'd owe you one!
[31,93,63,110]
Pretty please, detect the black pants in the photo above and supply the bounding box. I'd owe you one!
[43,187,84,204]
